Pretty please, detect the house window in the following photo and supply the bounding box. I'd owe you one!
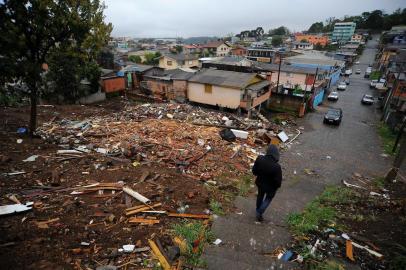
[167,61,172,66]
[204,84,212,94]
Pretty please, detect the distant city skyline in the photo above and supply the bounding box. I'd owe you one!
[104,0,405,38]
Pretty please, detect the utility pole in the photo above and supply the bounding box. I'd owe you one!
[385,132,406,182]
[275,52,282,93]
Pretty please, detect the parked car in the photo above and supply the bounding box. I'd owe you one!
[370,79,378,88]
[361,94,374,105]
[365,67,372,78]
[327,91,339,101]
[345,78,350,85]
[337,82,347,91]
[323,108,343,125]
[355,69,361,74]
[355,61,360,64]
[345,69,352,75]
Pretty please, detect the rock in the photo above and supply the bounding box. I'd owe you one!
[166,246,180,262]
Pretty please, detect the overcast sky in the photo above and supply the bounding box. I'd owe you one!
[104,0,406,38]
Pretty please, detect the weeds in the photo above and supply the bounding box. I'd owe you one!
[236,174,252,196]
[373,177,385,189]
[287,201,335,235]
[171,220,214,267]
[209,199,224,216]
[377,122,397,155]
[287,186,355,235]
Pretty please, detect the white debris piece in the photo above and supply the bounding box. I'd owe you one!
[213,239,222,245]
[0,202,34,216]
[122,244,135,253]
[231,129,249,139]
[23,155,39,162]
[277,131,289,143]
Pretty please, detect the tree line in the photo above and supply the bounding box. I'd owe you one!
[308,8,406,33]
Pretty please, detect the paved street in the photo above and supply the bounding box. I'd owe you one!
[205,37,392,270]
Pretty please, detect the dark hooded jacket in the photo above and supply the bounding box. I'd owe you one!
[252,145,282,192]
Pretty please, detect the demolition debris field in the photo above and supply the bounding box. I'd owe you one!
[0,98,298,269]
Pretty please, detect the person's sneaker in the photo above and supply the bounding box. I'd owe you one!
[256,215,264,222]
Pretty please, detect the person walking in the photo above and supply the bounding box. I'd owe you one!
[252,145,282,222]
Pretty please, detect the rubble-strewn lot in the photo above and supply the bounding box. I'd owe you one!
[0,98,299,269]
[286,173,406,270]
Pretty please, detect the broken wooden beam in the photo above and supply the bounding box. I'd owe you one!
[167,213,210,219]
[128,218,160,225]
[148,239,171,270]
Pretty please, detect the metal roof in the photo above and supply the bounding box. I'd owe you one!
[188,69,260,89]
[162,53,199,61]
[246,80,271,92]
[255,63,318,74]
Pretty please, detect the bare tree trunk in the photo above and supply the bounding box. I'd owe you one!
[29,86,37,137]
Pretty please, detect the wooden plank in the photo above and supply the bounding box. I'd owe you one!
[125,206,151,216]
[167,213,210,219]
[346,240,355,261]
[128,218,160,224]
[148,239,171,270]
[125,203,161,213]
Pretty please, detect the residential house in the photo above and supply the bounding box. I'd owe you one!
[378,45,406,70]
[100,69,126,93]
[141,68,195,101]
[331,22,356,44]
[292,42,314,50]
[158,54,199,70]
[284,50,345,87]
[183,44,201,54]
[120,64,154,90]
[256,63,327,111]
[351,34,363,44]
[382,50,406,128]
[382,25,406,44]
[201,41,231,57]
[202,56,253,71]
[246,47,276,63]
[231,45,247,56]
[187,69,272,116]
[294,34,329,46]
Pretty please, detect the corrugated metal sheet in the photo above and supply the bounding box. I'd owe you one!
[188,69,258,89]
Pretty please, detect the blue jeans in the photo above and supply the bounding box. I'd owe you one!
[256,188,277,217]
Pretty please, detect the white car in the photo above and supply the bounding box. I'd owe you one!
[328,91,339,101]
[361,94,374,105]
[355,61,360,64]
[345,69,353,75]
[370,80,378,88]
[337,82,347,91]
[355,69,361,74]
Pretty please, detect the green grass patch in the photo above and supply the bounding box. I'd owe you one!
[171,220,215,267]
[370,71,382,80]
[373,177,386,189]
[236,174,252,196]
[377,122,397,155]
[312,260,345,270]
[287,201,335,235]
[209,199,224,216]
[287,186,355,235]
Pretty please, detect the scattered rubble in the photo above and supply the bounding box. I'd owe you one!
[0,98,301,268]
